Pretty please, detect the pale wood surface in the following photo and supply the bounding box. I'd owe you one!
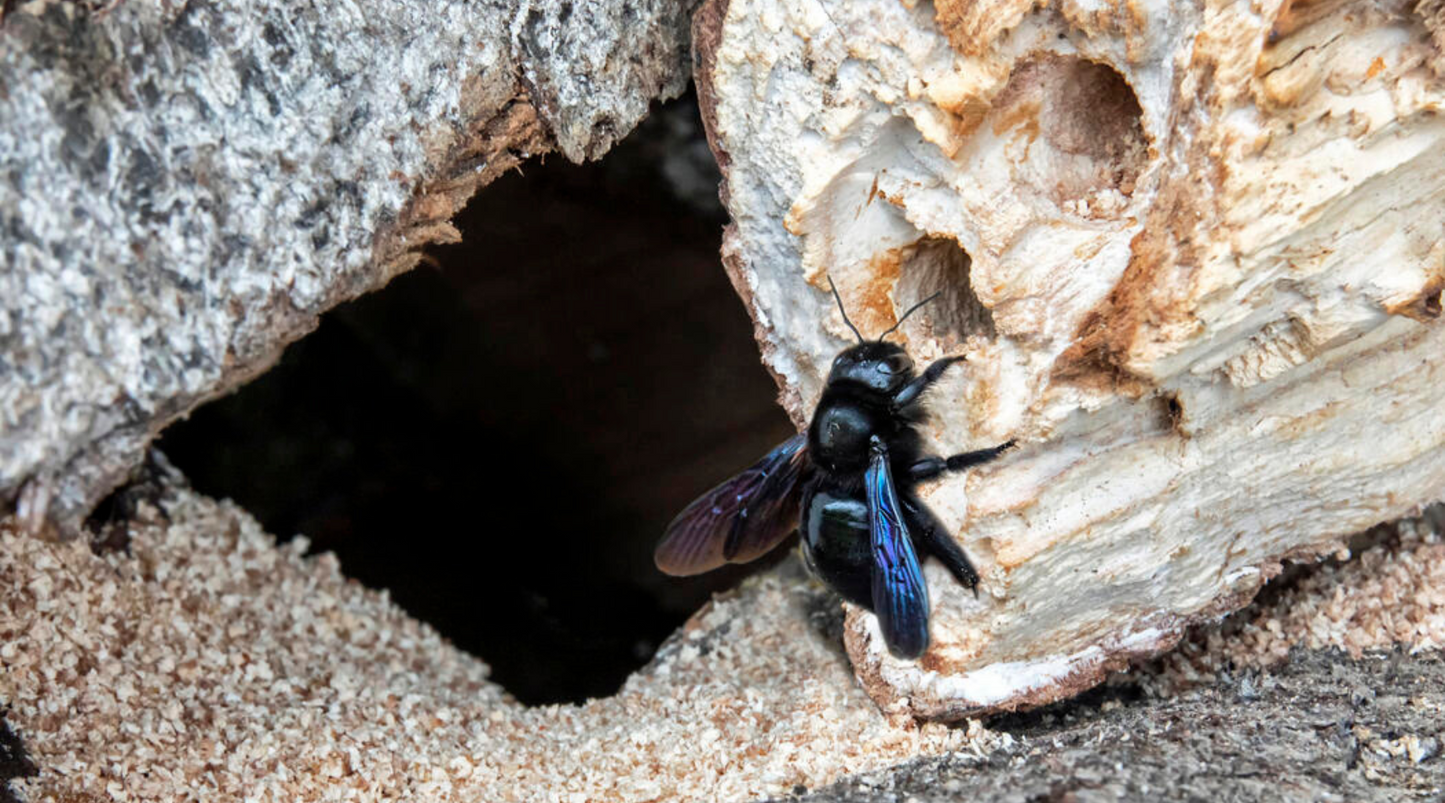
[695,0,1445,715]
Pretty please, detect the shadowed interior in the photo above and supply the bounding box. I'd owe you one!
[157,100,796,704]
[986,54,1148,208]
[892,236,995,350]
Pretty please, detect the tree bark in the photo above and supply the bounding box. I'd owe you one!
[796,648,1445,803]
[0,0,695,533]
[696,0,1445,717]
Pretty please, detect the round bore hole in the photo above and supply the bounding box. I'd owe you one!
[892,237,995,350]
[987,54,1149,211]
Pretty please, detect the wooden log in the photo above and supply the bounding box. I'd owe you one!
[0,0,695,533]
[695,0,1445,717]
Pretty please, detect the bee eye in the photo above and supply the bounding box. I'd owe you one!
[878,355,911,375]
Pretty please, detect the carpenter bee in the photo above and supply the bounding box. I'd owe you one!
[655,280,1013,659]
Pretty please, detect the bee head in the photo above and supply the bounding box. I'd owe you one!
[828,341,914,393]
[824,276,940,393]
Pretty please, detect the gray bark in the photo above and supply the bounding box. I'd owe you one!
[0,0,695,533]
[789,648,1445,803]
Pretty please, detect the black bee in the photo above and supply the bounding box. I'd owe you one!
[655,280,1013,659]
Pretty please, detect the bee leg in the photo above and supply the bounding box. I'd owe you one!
[901,495,979,593]
[907,441,1016,482]
[890,356,964,412]
[906,458,947,482]
[945,440,1016,471]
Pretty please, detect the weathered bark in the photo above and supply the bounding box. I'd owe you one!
[696,0,1445,716]
[794,648,1445,803]
[0,0,695,533]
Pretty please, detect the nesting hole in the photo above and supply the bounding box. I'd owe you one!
[1156,391,1188,439]
[988,54,1148,207]
[892,237,995,349]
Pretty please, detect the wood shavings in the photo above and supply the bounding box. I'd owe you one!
[1148,507,1445,692]
[0,488,1010,802]
[2,487,1442,799]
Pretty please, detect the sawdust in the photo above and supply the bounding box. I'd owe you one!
[1146,507,1445,693]
[0,488,1007,802]
[3,483,1442,800]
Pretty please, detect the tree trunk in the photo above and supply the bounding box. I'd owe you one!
[0,0,695,533]
[696,0,1445,717]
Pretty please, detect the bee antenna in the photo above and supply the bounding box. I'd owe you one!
[878,291,942,341]
[827,276,865,344]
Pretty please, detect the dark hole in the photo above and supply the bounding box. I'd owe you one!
[1158,392,1185,437]
[84,485,136,556]
[159,96,795,704]
[1425,289,1442,318]
[893,236,995,349]
[84,451,173,556]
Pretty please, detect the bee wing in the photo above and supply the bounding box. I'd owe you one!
[865,441,931,659]
[654,433,809,576]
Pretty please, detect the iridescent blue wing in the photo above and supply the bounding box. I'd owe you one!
[654,433,809,576]
[865,438,931,659]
